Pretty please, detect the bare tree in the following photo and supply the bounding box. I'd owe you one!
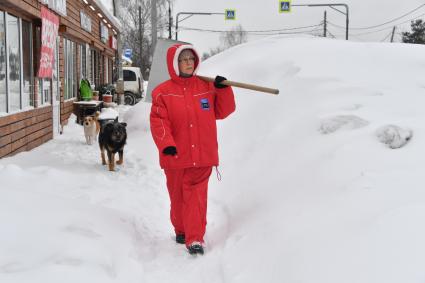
[220,24,248,49]
[118,0,171,79]
[203,25,248,60]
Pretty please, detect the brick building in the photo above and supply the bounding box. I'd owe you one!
[0,0,121,158]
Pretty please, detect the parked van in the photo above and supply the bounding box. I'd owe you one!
[123,66,144,105]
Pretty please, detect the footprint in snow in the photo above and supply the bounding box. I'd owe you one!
[375,125,412,149]
[319,115,369,134]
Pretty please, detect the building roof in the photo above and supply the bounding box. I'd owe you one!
[93,0,122,32]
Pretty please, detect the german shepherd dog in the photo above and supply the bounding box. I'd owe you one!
[98,118,127,171]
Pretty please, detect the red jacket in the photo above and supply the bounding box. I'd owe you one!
[150,44,236,169]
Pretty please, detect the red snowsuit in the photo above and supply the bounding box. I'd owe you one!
[150,44,236,246]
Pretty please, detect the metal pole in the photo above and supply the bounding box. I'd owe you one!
[139,6,142,68]
[345,4,349,40]
[292,3,349,40]
[390,26,396,42]
[323,10,327,37]
[168,0,172,39]
[175,12,224,40]
[175,13,180,40]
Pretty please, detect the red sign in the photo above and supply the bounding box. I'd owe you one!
[109,36,117,50]
[38,6,59,78]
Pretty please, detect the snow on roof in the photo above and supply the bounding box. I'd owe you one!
[93,0,122,32]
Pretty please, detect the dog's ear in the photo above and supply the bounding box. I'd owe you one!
[120,122,127,128]
[114,117,118,123]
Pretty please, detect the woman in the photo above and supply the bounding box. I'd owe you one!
[150,43,236,255]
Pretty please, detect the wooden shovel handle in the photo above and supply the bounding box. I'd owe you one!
[197,75,279,95]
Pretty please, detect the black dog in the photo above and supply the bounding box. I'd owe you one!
[98,118,127,171]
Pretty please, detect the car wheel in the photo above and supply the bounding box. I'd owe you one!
[124,92,136,105]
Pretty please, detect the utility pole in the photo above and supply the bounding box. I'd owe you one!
[293,3,349,40]
[151,0,157,53]
[168,0,172,39]
[323,10,327,37]
[139,6,143,69]
[390,26,396,42]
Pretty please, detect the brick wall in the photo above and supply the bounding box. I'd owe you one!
[0,107,53,158]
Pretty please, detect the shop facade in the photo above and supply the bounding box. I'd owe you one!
[0,0,120,158]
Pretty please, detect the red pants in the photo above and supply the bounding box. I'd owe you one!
[164,166,212,246]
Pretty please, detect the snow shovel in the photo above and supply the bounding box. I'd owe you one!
[197,75,279,95]
[146,38,280,102]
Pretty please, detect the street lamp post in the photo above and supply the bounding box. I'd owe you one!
[292,3,349,40]
[175,12,224,40]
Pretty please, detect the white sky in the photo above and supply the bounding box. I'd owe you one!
[172,0,425,54]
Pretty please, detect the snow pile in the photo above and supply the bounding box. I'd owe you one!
[2,36,425,283]
[376,124,413,148]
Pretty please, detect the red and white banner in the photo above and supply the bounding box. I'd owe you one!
[109,36,117,50]
[38,6,59,78]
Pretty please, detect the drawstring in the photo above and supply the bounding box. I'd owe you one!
[215,166,222,181]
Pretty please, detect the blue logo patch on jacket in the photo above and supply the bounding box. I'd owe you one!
[200,98,210,110]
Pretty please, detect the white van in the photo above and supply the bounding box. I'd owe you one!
[123,67,144,105]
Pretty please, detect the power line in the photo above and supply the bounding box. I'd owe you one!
[380,29,393,42]
[350,12,425,36]
[178,23,323,34]
[326,28,337,39]
[179,26,324,36]
[329,3,425,30]
[328,13,424,32]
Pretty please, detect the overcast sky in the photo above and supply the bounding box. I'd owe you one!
[171,0,425,55]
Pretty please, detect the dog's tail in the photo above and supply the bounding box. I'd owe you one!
[95,111,100,119]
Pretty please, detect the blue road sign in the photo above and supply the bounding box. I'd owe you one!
[279,0,291,13]
[124,49,132,58]
[225,9,236,20]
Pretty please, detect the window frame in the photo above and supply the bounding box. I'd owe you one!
[0,10,34,116]
[63,37,77,101]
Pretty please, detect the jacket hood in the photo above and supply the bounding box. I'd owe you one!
[166,44,201,83]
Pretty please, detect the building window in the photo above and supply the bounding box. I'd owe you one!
[90,49,104,88]
[86,45,91,84]
[0,11,6,113]
[0,11,34,114]
[52,38,59,102]
[7,13,21,112]
[35,25,50,106]
[22,19,33,108]
[80,44,86,79]
[100,54,104,85]
[104,55,108,84]
[90,49,95,85]
[63,38,76,100]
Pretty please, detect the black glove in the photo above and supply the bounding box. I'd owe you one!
[163,146,177,156]
[214,75,228,89]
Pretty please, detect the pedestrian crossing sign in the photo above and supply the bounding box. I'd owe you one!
[225,9,236,20]
[279,0,291,13]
